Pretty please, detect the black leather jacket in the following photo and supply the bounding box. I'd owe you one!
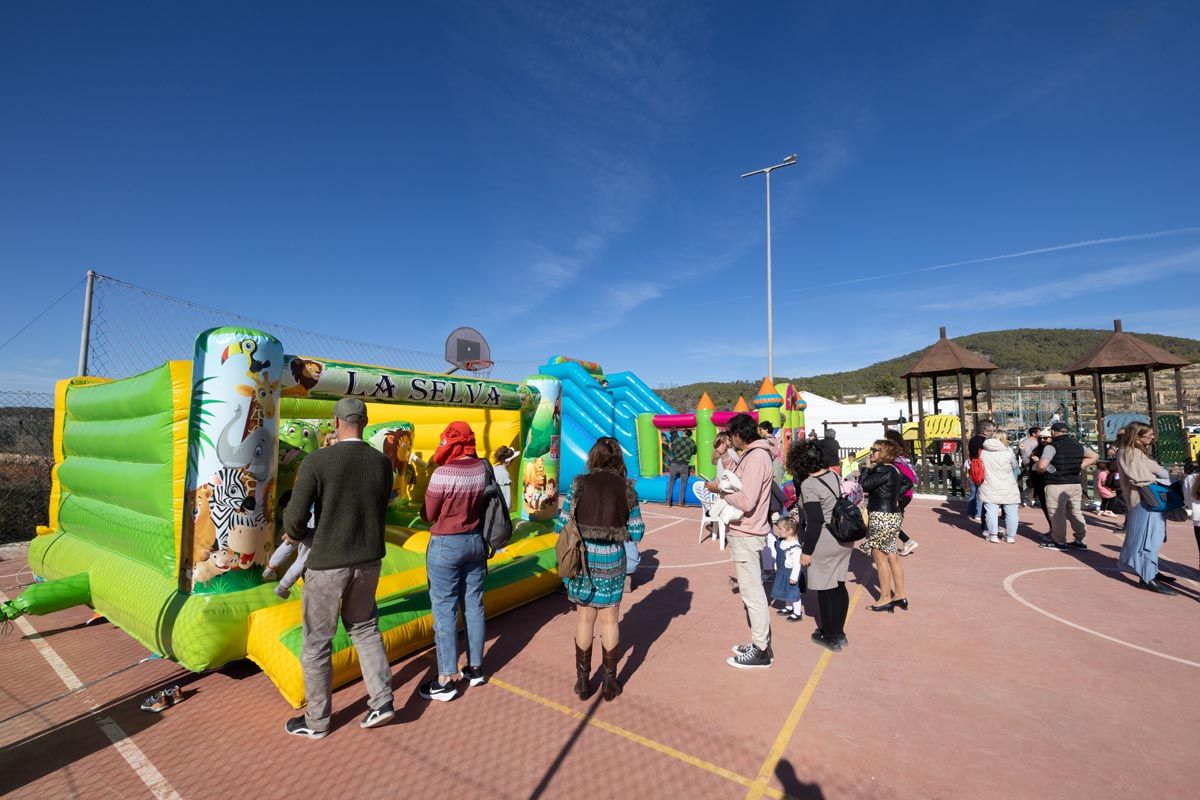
[860,464,913,513]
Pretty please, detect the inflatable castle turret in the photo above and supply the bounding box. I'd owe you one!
[753,377,784,431]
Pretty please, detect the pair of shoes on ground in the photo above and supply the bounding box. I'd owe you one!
[728,643,773,669]
[811,629,848,652]
[285,701,397,739]
[420,665,488,703]
[574,644,623,701]
[775,606,802,621]
[1039,539,1087,551]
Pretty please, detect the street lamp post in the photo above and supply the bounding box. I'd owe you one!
[740,154,797,382]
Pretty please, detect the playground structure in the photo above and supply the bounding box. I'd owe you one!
[2,327,566,707]
[2,332,809,707]
[438,354,812,504]
[546,365,807,503]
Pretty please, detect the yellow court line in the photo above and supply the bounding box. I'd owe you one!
[744,583,866,800]
[489,677,786,799]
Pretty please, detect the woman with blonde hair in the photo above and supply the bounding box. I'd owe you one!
[859,439,913,612]
[556,437,645,701]
[1116,422,1176,595]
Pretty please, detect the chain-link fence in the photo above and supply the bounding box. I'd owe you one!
[87,274,544,383]
[0,391,54,543]
[1,274,553,541]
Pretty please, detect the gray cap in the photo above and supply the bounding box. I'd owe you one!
[333,397,367,424]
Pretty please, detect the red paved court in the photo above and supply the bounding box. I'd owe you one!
[3,499,1199,799]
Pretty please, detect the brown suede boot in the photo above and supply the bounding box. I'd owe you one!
[574,644,593,700]
[601,646,622,701]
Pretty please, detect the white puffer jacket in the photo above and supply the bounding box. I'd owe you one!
[977,439,1020,505]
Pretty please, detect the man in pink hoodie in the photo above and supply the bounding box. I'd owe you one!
[705,413,775,669]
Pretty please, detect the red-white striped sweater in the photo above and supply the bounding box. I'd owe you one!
[420,458,489,534]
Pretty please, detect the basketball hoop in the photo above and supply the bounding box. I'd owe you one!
[444,327,493,374]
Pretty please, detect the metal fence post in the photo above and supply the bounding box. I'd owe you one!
[76,269,96,376]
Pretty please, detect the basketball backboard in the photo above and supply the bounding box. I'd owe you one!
[444,327,492,373]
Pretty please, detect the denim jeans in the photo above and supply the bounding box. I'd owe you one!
[667,463,691,505]
[984,502,1019,540]
[426,532,487,676]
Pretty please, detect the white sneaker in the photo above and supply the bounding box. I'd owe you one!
[1006,537,1017,543]
[987,535,1000,543]
[900,540,919,556]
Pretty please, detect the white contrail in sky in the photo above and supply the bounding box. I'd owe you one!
[795,225,1200,291]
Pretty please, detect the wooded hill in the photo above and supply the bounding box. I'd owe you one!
[657,328,1200,411]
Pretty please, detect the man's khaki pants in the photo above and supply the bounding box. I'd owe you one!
[302,562,394,731]
[729,536,771,651]
[1045,484,1087,545]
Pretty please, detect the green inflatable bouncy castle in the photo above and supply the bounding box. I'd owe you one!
[3,327,563,707]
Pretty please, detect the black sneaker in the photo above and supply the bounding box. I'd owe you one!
[461,665,487,687]
[360,702,395,729]
[1066,540,1088,550]
[726,644,773,669]
[284,715,327,739]
[418,679,459,702]
[811,628,848,645]
[810,630,843,653]
[730,643,753,656]
[1039,541,1068,550]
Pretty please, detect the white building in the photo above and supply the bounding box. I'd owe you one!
[800,392,959,450]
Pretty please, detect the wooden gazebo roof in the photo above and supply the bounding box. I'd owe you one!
[901,327,998,378]
[1062,319,1192,375]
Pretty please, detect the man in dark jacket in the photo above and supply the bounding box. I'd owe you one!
[283,397,396,739]
[1036,421,1098,551]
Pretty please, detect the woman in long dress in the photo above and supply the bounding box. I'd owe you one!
[1116,422,1176,595]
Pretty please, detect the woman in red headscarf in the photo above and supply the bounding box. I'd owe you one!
[418,421,490,702]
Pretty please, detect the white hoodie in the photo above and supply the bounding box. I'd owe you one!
[978,439,1020,505]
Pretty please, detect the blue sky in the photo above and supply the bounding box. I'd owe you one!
[2,1,1198,394]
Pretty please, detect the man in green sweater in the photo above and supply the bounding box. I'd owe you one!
[283,397,396,739]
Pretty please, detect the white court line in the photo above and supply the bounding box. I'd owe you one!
[646,518,688,533]
[639,558,730,571]
[0,590,182,799]
[1002,568,1200,669]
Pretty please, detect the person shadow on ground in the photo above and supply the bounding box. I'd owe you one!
[631,547,661,589]
[617,576,692,685]
[775,759,827,799]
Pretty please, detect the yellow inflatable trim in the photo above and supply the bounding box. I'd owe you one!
[247,533,559,708]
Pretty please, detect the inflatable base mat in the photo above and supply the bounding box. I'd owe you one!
[247,533,559,707]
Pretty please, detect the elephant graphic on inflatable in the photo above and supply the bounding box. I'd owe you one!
[217,406,275,480]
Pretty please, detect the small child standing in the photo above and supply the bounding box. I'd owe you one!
[770,517,804,621]
[491,446,521,508]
